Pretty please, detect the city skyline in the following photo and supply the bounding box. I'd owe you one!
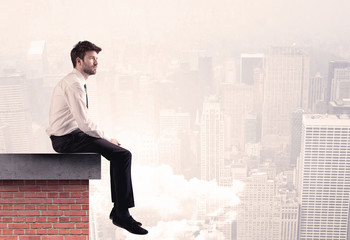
[2,1,350,239]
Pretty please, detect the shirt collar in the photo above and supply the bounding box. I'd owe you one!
[72,68,86,84]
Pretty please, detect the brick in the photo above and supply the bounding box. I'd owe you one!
[41,211,63,216]
[18,211,40,216]
[53,223,75,229]
[24,180,36,185]
[58,180,69,185]
[25,217,36,223]
[36,205,47,210]
[2,192,14,198]
[70,229,81,235]
[82,229,89,235]
[14,229,25,235]
[48,205,58,210]
[0,236,17,240]
[59,192,70,198]
[53,199,75,204]
[47,217,58,223]
[42,236,63,240]
[47,181,59,185]
[81,217,89,222]
[36,229,47,235]
[13,205,25,210]
[59,229,70,235]
[42,186,64,192]
[65,236,87,240]
[14,193,25,198]
[13,217,25,223]
[59,205,70,210]
[12,180,25,185]
[25,205,36,210]
[24,192,36,198]
[0,186,18,192]
[25,229,36,235]
[64,186,87,191]
[47,229,59,235]
[70,217,81,222]
[19,236,40,240]
[0,199,8,204]
[35,217,46,223]
[31,223,52,229]
[2,229,13,234]
[76,223,88,229]
[0,223,8,228]
[70,192,81,198]
[2,205,13,210]
[70,205,82,210]
[8,223,29,229]
[19,186,41,192]
[75,199,89,204]
[2,217,13,223]
[47,193,59,198]
[8,199,30,204]
[82,192,89,198]
[64,211,86,216]
[35,180,47,185]
[59,217,69,223]
[30,199,52,204]
[0,211,17,216]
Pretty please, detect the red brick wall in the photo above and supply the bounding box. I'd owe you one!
[0,180,89,240]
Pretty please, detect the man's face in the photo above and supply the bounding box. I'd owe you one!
[81,51,98,75]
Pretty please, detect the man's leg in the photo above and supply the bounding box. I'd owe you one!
[51,129,134,208]
[50,129,147,235]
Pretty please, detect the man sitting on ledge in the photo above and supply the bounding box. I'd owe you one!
[46,40,148,235]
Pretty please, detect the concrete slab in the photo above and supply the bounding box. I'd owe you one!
[0,154,101,180]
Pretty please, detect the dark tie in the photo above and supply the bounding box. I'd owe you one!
[84,84,88,108]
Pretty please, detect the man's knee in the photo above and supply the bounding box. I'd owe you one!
[110,149,132,163]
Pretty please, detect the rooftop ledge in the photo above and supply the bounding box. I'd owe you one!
[0,153,101,180]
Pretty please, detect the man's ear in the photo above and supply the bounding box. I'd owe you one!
[76,57,82,66]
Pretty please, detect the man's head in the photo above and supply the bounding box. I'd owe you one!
[71,41,102,77]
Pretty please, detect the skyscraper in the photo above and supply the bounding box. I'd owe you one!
[200,96,224,183]
[326,61,350,103]
[262,46,310,146]
[240,54,264,85]
[298,114,350,240]
[308,73,325,112]
[0,73,32,152]
[331,67,350,101]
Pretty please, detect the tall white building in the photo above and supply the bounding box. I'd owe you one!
[200,96,225,183]
[262,46,310,146]
[298,114,350,240]
[237,172,281,240]
[331,67,350,101]
[0,73,31,152]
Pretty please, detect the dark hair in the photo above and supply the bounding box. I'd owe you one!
[70,41,102,67]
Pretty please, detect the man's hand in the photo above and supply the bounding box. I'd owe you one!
[110,138,121,146]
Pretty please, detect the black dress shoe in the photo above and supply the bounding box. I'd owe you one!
[112,215,148,235]
[109,208,142,226]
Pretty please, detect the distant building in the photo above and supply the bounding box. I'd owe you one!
[262,46,310,147]
[326,61,350,102]
[298,114,350,240]
[240,54,264,85]
[308,73,325,112]
[331,67,350,101]
[200,96,224,183]
[0,72,32,152]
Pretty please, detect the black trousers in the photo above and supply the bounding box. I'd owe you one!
[50,129,135,209]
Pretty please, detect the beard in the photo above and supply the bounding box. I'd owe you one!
[82,64,97,75]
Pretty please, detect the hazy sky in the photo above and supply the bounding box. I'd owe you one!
[1,0,350,56]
